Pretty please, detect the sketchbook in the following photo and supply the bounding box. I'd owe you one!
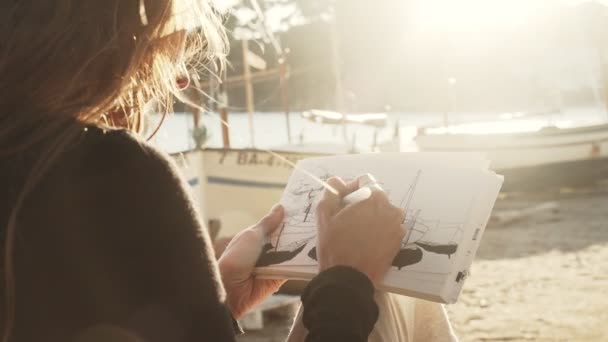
[254,153,503,304]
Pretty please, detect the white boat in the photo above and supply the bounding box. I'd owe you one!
[173,148,323,238]
[302,109,388,128]
[415,122,608,191]
[168,109,385,238]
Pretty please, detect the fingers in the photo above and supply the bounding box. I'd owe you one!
[317,177,348,220]
[324,177,348,198]
[388,204,407,241]
[344,178,360,194]
[396,207,406,225]
[372,193,406,230]
[364,189,391,210]
[340,190,401,226]
[257,204,285,235]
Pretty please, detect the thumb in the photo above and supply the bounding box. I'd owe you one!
[257,204,285,235]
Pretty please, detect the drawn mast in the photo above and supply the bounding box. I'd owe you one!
[400,170,422,245]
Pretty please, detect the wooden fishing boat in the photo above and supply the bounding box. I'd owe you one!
[173,148,323,237]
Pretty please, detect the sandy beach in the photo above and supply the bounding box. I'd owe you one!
[239,185,608,342]
[447,187,608,341]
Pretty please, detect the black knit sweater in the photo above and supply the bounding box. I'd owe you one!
[0,127,378,341]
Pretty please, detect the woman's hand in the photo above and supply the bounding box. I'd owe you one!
[218,205,287,319]
[316,177,406,285]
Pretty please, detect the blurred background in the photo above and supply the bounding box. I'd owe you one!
[155,1,608,341]
[221,0,608,114]
[156,0,608,153]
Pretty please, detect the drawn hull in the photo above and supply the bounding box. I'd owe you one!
[415,242,458,258]
[256,242,309,267]
[306,245,429,271]
[392,247,424,270]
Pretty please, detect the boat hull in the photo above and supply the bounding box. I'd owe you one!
[499,156,608,192]
[415,123,608,191]
[173,148,323,237]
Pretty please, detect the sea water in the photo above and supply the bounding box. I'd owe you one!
[149,106,607,154]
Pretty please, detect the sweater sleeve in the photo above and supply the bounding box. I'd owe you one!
[22,129,236,341]
[301,266,379,342]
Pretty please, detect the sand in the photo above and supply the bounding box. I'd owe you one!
[447,190,608,341]
[239,188,608,341]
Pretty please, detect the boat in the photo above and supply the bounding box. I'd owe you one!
[301,109,388,128]
[169,109,384,238]
[165,17,393,236]
[172,147,323,238]
[414,122,608,191]
[173,119,608,240]
[288,109,391,153]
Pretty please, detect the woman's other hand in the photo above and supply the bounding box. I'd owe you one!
[218,205,287,319]
[316,177,406,285]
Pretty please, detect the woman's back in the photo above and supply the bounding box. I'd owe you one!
[0,126,235,341]
[0,1,417,341]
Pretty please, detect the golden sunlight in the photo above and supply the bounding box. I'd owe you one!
[412,0,547,32]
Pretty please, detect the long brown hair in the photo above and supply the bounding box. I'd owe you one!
[0,1,226,340]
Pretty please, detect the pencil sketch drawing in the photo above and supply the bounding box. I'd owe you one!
[257,159,467,274]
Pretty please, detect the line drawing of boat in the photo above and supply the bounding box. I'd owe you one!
[256,237,313,267]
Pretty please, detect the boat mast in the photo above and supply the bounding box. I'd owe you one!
[279,54,293,144]
[244,0,293,146]
[242,39,257,147]
[598,46,608,121]
[329,8,348,142]
[218,78,231,148]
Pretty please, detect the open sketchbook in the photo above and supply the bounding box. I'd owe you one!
[254,153,504,304]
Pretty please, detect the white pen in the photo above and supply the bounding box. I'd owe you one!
[342,173,383,205]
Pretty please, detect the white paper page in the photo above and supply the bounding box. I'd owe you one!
[256,154,487,275]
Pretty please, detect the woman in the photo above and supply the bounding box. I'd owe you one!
[0,1,405,341]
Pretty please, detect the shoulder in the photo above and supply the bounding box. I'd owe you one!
[27,125,202,241]
[74,127,175,175]
[56,126,182,189]
[29,125,188,215]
